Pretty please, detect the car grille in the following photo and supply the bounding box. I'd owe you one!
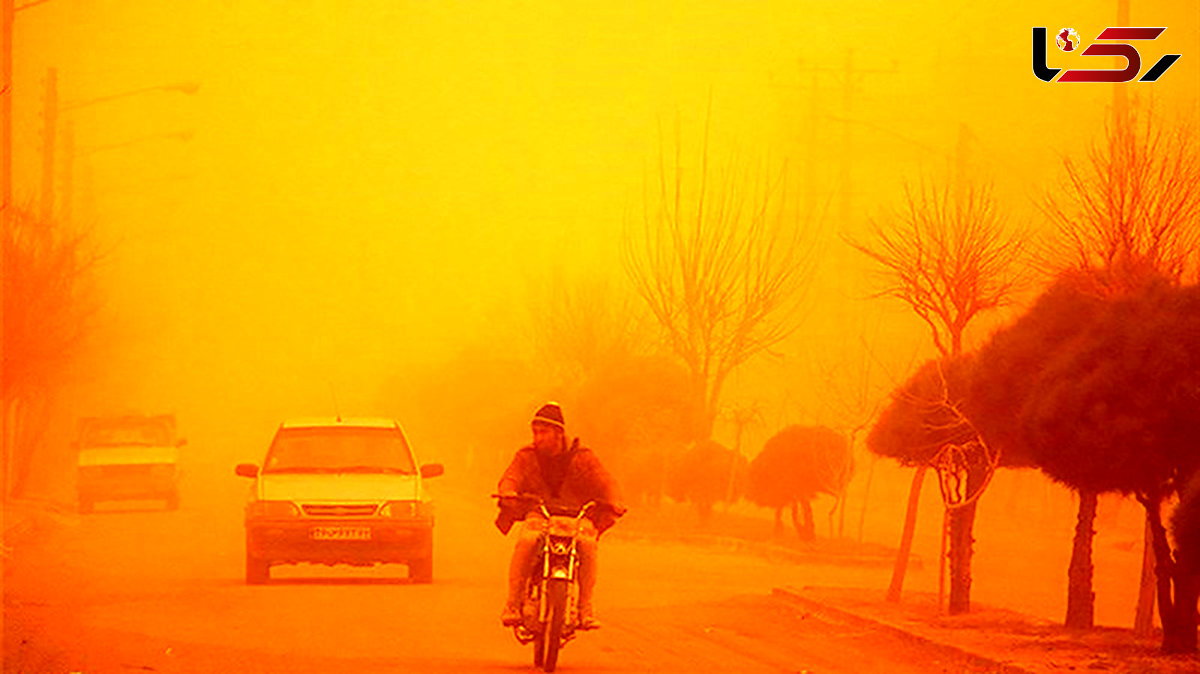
[302,503,379,517]
[84,465,163,478]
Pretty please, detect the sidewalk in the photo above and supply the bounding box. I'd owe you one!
[775,585,1200,674]
[1,497,76,565]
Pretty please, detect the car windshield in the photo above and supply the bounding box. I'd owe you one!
[262,427,416,474]
[82,419,172,447]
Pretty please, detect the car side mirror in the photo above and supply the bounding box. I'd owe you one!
[176,438,188,447]
[420,463,444,479]
[235,463,259,478]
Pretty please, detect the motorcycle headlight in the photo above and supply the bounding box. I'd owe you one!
[381,500,434,519]
[247,500,299,518]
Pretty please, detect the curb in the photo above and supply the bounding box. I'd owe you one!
[772,586,1034,674]
[610,530,921,569]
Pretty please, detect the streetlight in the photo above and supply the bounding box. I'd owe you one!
[40,67,199,221]
[59,81,201,113]
[62,126,195,223]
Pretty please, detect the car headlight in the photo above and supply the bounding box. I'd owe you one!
[247,500,300,518]
[381,500,432,519]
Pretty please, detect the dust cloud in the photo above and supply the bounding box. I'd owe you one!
[7,0,1198,633]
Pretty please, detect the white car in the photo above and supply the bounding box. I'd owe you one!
[235,417,443,584]
[75,414,185,513]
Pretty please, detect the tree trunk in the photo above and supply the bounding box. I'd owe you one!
[1171,571,1200,654]
[887,466,926,602]
[947,500,977,615]
[1134,516,1157,635]
[946,455,990,616]
[1065,489,1098,629]
[799,499,815,541]
[1143,495,1189,654]
[858,455,877,543]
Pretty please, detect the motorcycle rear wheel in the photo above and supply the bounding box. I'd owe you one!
[542,578,568,672]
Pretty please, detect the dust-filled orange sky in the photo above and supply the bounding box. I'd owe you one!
[9,0,1199,452]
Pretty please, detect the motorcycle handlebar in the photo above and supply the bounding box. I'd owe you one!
[492,493,602,519]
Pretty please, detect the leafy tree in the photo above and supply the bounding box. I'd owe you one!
[847,176,1024,613]
[1038,106,1200,631]
[746,425,852,540]
[867,353,1004,613]
[970,273,1105,628]
[666,439,746,523]
[623,118,817,443]
[1022,282,1200,653]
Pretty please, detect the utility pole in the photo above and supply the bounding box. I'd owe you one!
[796,50,897,234]
[1,0,12,503]
[2,0,12,221]
[1113,0,1130,125]
[40,66,56,222]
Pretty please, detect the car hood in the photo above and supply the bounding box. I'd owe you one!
[78,446,178,467]
[259,473,420,502]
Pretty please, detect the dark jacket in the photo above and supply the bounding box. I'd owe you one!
[495,438,625,535]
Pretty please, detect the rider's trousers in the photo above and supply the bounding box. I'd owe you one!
[507,514,598,611]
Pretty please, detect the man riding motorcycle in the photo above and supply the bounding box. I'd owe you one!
[495,402,625,629]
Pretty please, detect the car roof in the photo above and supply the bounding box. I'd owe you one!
[279,417,401,430]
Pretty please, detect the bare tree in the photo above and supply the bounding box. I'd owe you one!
[623,115,818,442]
[526,272,696,507]
[846,176,1025,614]
[812,324,892,541]
[847,179,1025,358]
[527,272,651,382]
[1042,105,1200,293]
[2,203,99,498]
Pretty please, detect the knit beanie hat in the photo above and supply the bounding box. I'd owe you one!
[532,402,565,429]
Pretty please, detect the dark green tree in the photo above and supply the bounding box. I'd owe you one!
[746,425,852,540]
[666,439,746,523]
[970,273,1105,628]
[868,353,998,612]
[1023,282,1200,653]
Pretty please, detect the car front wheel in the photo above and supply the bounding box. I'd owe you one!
[410,538,433,584]
[245,555,270,584]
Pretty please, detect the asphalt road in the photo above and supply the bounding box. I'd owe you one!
[4,471,1002,673]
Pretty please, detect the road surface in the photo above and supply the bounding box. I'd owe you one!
[5,466,1000,673]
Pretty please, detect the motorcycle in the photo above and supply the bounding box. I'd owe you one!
[493,494,599,673]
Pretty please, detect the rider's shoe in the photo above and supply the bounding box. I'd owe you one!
[577,606,600,630]
[501,604,522,627]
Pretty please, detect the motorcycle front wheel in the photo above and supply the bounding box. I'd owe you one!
[542,578,569,672]
[533,629,545,669]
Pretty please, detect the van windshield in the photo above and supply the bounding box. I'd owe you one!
[82,419,172,447]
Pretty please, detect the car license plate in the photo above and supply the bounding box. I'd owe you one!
[310,526,371,541]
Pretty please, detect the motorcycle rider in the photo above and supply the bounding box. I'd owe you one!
[495,402,625,630]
